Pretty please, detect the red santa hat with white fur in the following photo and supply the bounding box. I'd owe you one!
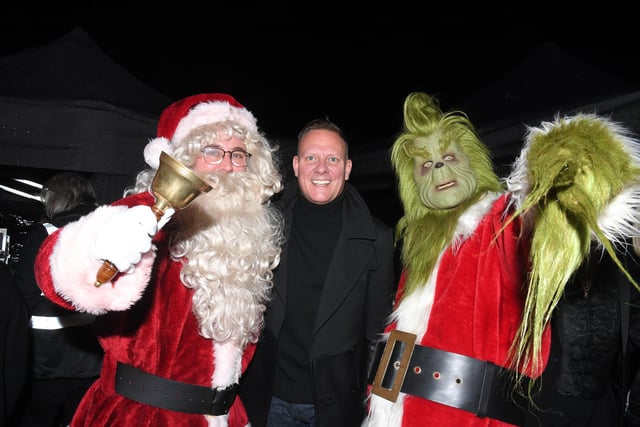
[143,93,258,169]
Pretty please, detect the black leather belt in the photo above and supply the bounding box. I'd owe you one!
[368,330,528,426]
[115,362,238,416]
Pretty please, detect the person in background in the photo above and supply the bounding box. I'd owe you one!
[32,93,284,427]
[627,355,640,427]
[523,242,640,427]
[626,236,640,427]
[13,172,103,427]
[0,261,29,427]
[240,117,396,426]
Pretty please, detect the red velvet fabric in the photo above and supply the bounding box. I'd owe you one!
[156,93,244,139]
[35,192,254,426]
[388,194,550,427]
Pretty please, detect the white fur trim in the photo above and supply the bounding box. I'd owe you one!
[504,148,530,211]
[50,205,155,314]
[592,116,640,245]
[206,341,242,425]
[172,101,258,145]
[365,194,501,426]
[363,393,405,427]
[453,192,501,249]
[206,414,230,427]
[143,137,173,169]
[507,113,640,245]
[212,341,243,387]
[597,186,640,246]
[367,249,440,427]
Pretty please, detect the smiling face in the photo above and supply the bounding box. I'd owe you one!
[411,132,477,210]
[293,129,352,204]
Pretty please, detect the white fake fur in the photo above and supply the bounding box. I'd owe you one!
[50,205,155,315]
[145,101,258,169]
[364,193,499,426]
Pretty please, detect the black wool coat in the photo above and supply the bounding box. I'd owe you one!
[240,182,396,427]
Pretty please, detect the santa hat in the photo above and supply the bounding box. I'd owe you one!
[143,93,258,169]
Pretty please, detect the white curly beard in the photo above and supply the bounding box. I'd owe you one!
[169,171,281,348]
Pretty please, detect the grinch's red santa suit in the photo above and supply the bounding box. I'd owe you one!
[363,92,640,427]
[34,94,284,427]
[364,193,547,427]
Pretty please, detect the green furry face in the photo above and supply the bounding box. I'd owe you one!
[409,135,477,210]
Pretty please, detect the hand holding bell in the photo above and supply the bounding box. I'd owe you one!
[94,152,212,286]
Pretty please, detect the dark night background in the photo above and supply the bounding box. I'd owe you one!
[0,6,639,253]
[2,6,638,146]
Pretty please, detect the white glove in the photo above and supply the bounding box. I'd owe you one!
[94,205,158,273]
[157,207,175,231]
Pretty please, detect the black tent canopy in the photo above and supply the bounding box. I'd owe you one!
[456,42,640,175]
[0,27,173,214]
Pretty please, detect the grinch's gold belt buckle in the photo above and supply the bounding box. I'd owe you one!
[371,330,417,402]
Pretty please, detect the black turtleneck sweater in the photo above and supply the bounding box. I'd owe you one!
[273,191,344,403]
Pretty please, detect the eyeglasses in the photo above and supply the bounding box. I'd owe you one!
[200,146,252,167]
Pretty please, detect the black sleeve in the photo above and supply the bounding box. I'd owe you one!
[13,225,48,313]
[0,264,30,423]
[625,249,640,425]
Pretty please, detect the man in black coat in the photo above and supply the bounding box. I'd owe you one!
[240,118,396,426]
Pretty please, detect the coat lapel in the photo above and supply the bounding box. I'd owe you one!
[312,185,377,335]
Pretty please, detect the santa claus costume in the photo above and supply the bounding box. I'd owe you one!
[34,93,284,427]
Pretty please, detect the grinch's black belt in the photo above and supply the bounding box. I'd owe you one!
[115,362,238,416]
[367,330,528,427]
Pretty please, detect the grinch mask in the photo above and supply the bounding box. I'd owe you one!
[410,134,477,210]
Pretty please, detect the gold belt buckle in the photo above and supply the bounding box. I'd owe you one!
[371,329,417,402]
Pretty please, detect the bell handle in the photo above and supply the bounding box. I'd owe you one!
[150,204,166,222]
[94,260,120,287]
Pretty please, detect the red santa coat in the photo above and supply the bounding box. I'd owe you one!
[366,193,550,427]
[34,192,254,427]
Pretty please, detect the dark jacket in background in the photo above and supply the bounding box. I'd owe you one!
[13,204,103,427]
[0,261,29,427]
[524,248,640,427]
[240,182,396,427]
